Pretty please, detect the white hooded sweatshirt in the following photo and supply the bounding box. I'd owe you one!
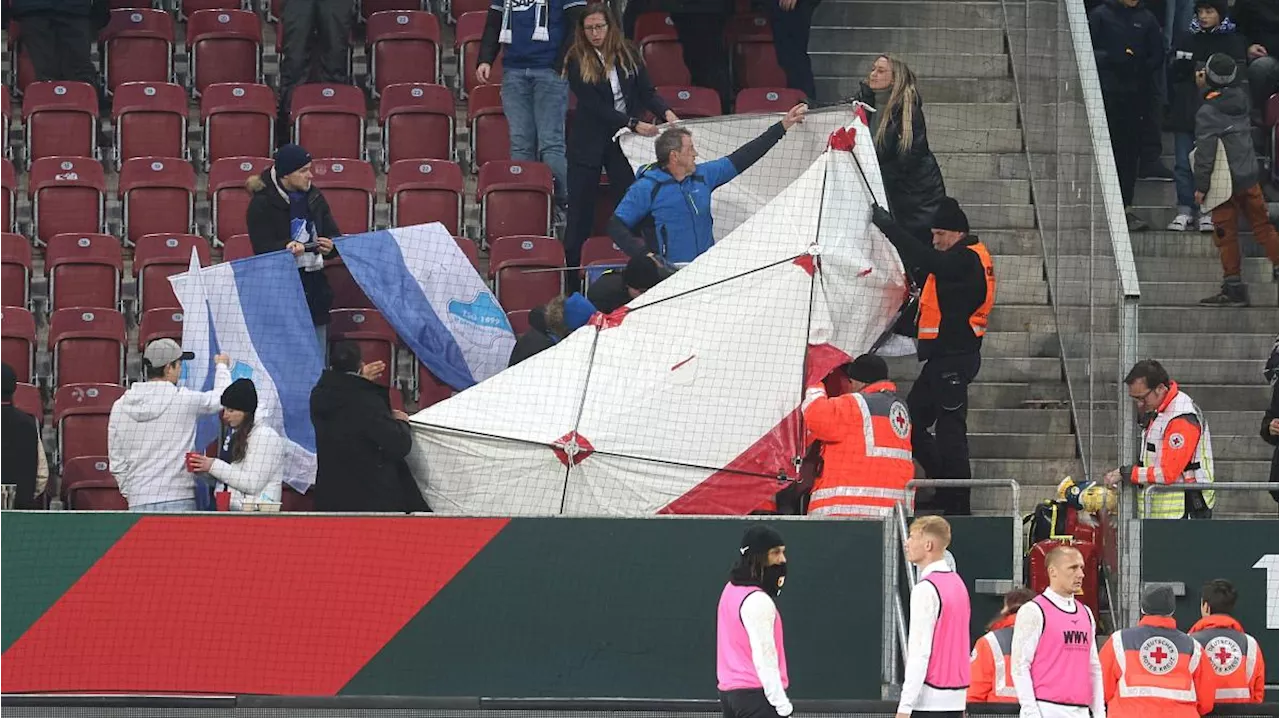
[208,424,287,510]
[108,364,232,506]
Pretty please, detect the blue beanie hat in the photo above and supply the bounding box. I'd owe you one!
[563,293,597,331]
[274,143,312,178]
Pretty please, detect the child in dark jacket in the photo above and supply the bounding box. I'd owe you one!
[1194,53,1279,307]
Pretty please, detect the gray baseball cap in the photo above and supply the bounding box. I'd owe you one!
[143,338,194,368]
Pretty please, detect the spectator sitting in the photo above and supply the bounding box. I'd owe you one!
[510,292,597,366]
[2,362,47,509]
[108,340,232,512]
[186,379,287,511]
[586,254,667,313]
[1232,0,1278,120]
[246,144,341,347]
[968,586,1036,704]
[311,341,427,513]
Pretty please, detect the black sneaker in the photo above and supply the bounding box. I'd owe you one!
[1199,282,1250,307]
[1138,162,1175,181]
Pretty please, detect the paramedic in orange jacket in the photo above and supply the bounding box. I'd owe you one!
[802,354,914,518]
[968,586,1035,704]
[1101,585,1215,718]
[1189,579,1266,703]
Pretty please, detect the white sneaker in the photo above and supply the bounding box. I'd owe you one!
[1166,213,1194,231]
[1198,214,1215,232]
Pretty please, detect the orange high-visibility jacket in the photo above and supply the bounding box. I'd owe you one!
[1189,614,1267,703]
[1101,615,1215,718]
[968,614,1018,704]
[918,241,995,342]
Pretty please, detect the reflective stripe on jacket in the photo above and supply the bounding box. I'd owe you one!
[969,617,1018,703]
[1189,614,1266,703]
[918,241,994,343]
[1132,383,1216,518]
[1100,615,1215,718]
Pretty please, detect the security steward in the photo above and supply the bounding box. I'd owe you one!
[801,354,913,517]
[871,197,995,516]
[1100,585,1215,718]
[1104,359,1216,519]
[1188,579,1267,703]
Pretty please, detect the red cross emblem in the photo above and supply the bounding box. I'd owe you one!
[1204,636,1243,675]
[552,431,594,467]
[889,402,911,439]
[1214,646,1233,665]
[1139,636,1179,675]
[1149,645,1168,664]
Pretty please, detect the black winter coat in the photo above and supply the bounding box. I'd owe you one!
[853,83,946,245]
[1167,21,1248,133]
[1088,0,1165,97]
[245,169,342,326]
[565,53,670,166]
[509,305,558,366]
[310,370,427,513]
[1234,0,1278,58]
[2,404,42,509]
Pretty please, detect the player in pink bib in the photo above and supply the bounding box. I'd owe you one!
[717,525,792,718]
[897,515,970,718]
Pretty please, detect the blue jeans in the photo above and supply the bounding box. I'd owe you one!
[130,498,198,512]
[1173,131,1196,212]
[1164,0,1192,50]
[501,67,569,205]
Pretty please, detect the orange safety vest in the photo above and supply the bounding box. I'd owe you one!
[918,241,995,342]
[968,615,1018,703]
[1101,616,1215,718]
[803,381,914,518]
[1189,615,1267,703]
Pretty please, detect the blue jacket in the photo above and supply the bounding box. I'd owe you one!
[480,0,586,71]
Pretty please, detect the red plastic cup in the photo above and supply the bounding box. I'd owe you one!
[185,452,203,473]
[214,490,231,512]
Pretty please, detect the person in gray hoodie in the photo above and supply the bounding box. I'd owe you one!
[1193,53,1279,307]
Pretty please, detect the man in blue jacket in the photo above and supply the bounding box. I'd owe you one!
[608,103,807,264]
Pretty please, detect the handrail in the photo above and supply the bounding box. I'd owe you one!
[906,479,1023,587]
[1142,482,1278,515]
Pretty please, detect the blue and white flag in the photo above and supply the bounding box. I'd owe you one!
[171,251,325,492]
[336,222,515,390]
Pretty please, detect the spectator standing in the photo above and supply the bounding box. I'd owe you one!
[108,340,232,512]
[11,0,108,110]
[1100,584,1216,718]
[1,363,47,509]
[186,379,287,511]
[310,342,426,513]
[1104,359,1215,519]
[766,0,818,104]
[477,0,586,216]
[1165,0,1247,233]
[968,587,1036,705]
[897,516,970,718]
[1262,342,1277,500]
[509,292,596,365]
[1233,0,1278,117]
[277,0,355,127]
[586,254,667,313]
[245,144,341,346]
[1192,53,1279,307]
[563,4,677,278]
[1088,0,1165,232]
[608,104,806,263]
[716,525,793,718]
[667,0,734,113]
[872,199,995,516]
[1188,579,1267,704]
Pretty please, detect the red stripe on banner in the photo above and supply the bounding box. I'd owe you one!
[1,516,508,695]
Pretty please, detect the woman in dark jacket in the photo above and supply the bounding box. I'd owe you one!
[563,4,678,281]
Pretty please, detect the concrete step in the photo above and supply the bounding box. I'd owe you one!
[1133,281,1280,306]
[1211,461,1277,482]
[941,179,1031,205]
[1093,410,1266,436]
[813,1,1004,29]
[896,380,1069,409]
[997,305,1278,334]
[974,230,1043,256]
[810,27,1005,54]
[1210,435,1276,461]
[1062,358,1267,386]
[936,152,1037,181]
[967,408,1075,434]
[1211,486,1280,516]
[971,457,1081,483]
[1128,231,1273,259]
[814,52,1010,79]
[984,331,1061,358]
[1067,332,1274,360]
[815,77,1015,104]
[968,432,1077,459]
[925,103,1020,130]
[967,204,1036,229]
[889,355,1062,383]
[1170,384,1273,412]
[1135,257,1275,283]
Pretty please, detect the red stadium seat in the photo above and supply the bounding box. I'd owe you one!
[506,308,530,335]
[725,13,771,45]
[636,15,691,87]
[734,87,806,114]
[62,457,129,510]
[387,159,463,233]
[449,0,490,22]
[488,235,565,312]
[133,233,211,312]
[416,364,455,407]
[590,173,615,235]
[181,0,250,19]
[2,233,31,308]
[581,235,627,269]
[138,307,185,350]
[728,16,785,90]
[28,157,107,246]
[454,235,480,272]
[12,381,43,424]
[366,11,441,96]
[291,84,367,161]
[310,158,375,233]
[380,83,455,169]
[47,308,127,387]
[634,12,676,44]
[456,11,502,99]
[9,24,38,95]
[22,82,99,168]
[467,84,509,173]
[1,91,8,158]
[112,82,189,168]
[2,158,14,231]
[100,9,175,93]
[118,157,196,245]
[477,161,553,245]
[1,306,36,382]
[265,0,283,22]
[186,9,263,95]
[222,233,254,261]
[54,383,125,465]
[45,233,124,312]
[329,309,398,387]
[209,157,272,245]
[362,0,425,20]
[325,256,374,310]
[201,83,276,169]
[656,85,720,119]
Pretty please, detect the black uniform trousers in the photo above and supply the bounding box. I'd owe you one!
[907,351,981,516]
[719,689,782,718]
[278,0,355,121]
[21,14,99,89]
[766,0,817,102]
[1103,90,1146,207]
[565,141,638,281]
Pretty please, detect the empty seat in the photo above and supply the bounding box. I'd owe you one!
[181,0,249,19]
[728,16,785,90]
[209,156,272,245]
[448,0,490,23]
[54,383,125,465]
[387,159,463,234]
[12,381,43,424]
[138,307,185,350]
[454,235,480,273]
[2,158,13,231]
[28,157,107,246]
[186,9,263,95]
[734,87,806,114]
[100,9,174,93]
[329,309,398,387]
[636,14,691,87]
[325,256,374,310]
[455,11,501,98]
[62,457,129,510]
[222,233,254,261]
[477,161,553,245]
[380,82,455,169]
[290,84,367,161]
[416,364,455,408]
[22,82,99,168]
[656,85,720,119]
[47,308,127,387]
[581,235,627,268]
[45,233,124,312]
[112,82,189,168]
[488,235,565,312]
[9,24,37,94]
[1,233,31,308]
[505,308,530,335]
[468,84,510,174]
[366,11,441,96]
[201,83,276,168]
[362,0,425,20]
[310,159,375,233]
[1,307,36,382]
[634,11,676,44]
[134,234,212,312]
[118,157,197,245]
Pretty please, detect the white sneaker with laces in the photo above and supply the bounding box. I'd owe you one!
[1166,213,1193,231]
[1198,214,1215,232]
